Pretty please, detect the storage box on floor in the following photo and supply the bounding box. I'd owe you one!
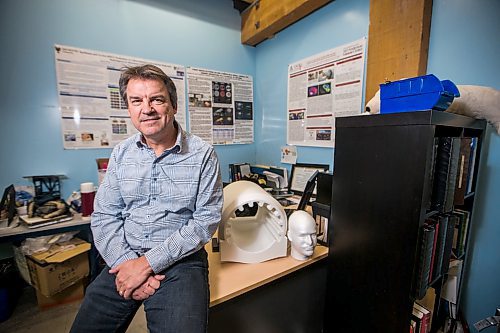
[26,238,90,308]
[35,279,86,310]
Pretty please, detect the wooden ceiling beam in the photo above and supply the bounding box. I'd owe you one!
[241,0,334,46]
[365,0,433,102]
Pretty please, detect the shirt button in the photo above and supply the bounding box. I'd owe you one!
[145,235,149,238]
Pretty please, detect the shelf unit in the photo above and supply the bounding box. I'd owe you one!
[323,111,486,333]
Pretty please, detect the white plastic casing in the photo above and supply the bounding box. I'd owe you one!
[218,181,288,263]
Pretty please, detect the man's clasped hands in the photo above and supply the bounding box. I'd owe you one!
[109,256,165,300]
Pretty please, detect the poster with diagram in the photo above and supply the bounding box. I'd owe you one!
[54,44,186,149]
[286,38,366,147]
[187,67,254,145]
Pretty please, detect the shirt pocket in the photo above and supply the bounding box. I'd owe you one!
[116,160,151,202]
[159,165,199,214]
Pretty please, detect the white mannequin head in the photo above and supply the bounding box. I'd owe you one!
[287,210,317,260]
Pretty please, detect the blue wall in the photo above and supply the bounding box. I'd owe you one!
[254,0,370,169]
[0,0,256,194]
[0,0,498,327]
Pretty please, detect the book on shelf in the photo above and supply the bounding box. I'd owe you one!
[228,163,237,182]
[453,138,472,205]
[426,137,439,210]
[440,215,457,276]
[427,219,440,283]
[445,138,461,211]
[415,214,457,293]
[418,287,437,326]
[441,259,464,314]
[466,137,479,194]
[410,319,417,333]
[452,209,470,258]
[414,302,432,333]
[228,163,250,182]
[411,308,423,333]
[411,304,432,333]
[430,215,449,281]
[430,137,461,213]
[414,221,436,299]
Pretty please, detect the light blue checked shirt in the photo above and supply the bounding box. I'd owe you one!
[91,123,223,273]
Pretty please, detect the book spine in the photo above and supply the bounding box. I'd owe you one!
[411,308,422,333]
[431,137,453,212]
[229,164,234,182]
[426,138,439,210]
[440,215,456,276]
[414,222,436,299]
[428,219,440,283]
[466,137,478,194]
[431,215,449,281]
[410,320,416,333]
[453,138,472,205]
[414,302,431,333]
[454,209,470,257]
[444,137,461,212]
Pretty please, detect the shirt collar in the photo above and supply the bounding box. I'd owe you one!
[134,121,183,154]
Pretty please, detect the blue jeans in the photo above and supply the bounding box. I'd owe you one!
[70,249,209,333]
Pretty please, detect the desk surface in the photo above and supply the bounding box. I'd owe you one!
[207,244,328,306]
[0,214,90,241]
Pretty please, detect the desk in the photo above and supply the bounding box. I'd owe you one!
[0,215,90,243]
[208,245,328,333]
[208,244,327,306]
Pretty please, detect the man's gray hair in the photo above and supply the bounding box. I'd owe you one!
[119,64,177,109]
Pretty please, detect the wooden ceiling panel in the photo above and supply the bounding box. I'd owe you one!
[240,0,334,46]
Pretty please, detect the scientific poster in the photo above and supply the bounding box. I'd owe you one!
[54,44,186,149]
[286,38,366,147]
[187,67,254,145]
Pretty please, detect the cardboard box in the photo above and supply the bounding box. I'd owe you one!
[36,279,85,310]
[26,238,91,297]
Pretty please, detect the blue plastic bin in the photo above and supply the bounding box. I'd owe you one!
[380,74,459,114]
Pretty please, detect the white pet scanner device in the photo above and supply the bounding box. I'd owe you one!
[218,181,288,263]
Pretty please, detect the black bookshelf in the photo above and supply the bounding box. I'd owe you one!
[323,110,486,333]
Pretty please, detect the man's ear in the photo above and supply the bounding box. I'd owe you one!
[287,230,292,241]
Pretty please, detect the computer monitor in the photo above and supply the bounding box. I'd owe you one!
[289,163,329,196]
[297,170,319,211]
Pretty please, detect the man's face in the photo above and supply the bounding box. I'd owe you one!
[126,78,177,141]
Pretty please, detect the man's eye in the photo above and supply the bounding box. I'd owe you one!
[152,98,165,105]
[130,99,142,106]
